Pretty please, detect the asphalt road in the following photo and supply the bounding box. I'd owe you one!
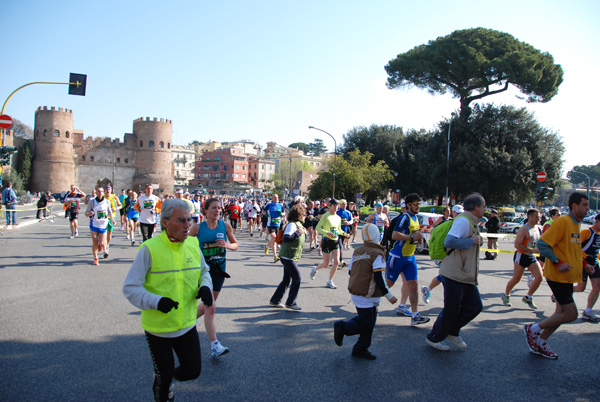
[0,217,598,402]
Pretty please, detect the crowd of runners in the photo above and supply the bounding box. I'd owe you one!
[48,182,599,401]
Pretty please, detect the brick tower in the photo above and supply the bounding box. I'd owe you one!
[31,106,75,193]
[132,117,174,193]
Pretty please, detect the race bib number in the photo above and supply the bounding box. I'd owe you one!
[97,210,107,219]
[143,201,153,209]
[272,217,281,225]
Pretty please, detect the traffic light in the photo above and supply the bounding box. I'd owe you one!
[68,73,87,96]
[546,187,555,200]
[536,187,544,202]
[0,146,18,166]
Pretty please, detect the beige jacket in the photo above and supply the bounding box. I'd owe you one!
[439,210,480,285]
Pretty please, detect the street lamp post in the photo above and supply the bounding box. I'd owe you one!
[571,170,591,199]
[308,126,336,198]
[445,115,455,206]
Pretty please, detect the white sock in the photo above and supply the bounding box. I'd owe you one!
[584,307,592,314]
[531,323,541,333]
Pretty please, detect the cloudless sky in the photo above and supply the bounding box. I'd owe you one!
[3,0,599,176]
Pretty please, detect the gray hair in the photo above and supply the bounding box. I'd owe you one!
[160,198,191,230]
[463,193,485,212]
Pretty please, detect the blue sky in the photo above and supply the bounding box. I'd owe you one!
[3,0,599,175]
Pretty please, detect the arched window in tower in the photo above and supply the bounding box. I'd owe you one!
[140,141,143,147]
[54,130,60,137]
[35,129,38,139]
[90,156,94,162]
[168,143,171,149]
[43,129,47,137]
[81,155,85,161]
[159,141,164,148]
[117,157,121,163]
[65,131,70,138]
[149,140,155,148]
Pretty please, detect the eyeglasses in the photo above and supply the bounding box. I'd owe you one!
[172,218,192,224]
[411,202,420,206]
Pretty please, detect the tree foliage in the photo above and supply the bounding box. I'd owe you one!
[341,124,435,199]
[288,142,310,154]
[308,150,392,203]
[567,164,600,187]
[429,104,565,204]
[308,138,328,156]
[15,140,33,190]
[385,28,564,119]
[10,118,33,139]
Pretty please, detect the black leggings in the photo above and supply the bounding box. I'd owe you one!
[145,326,202,402]
[140,223,156,242]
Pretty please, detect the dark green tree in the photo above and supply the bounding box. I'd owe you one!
[15,140,33,190]
[288,142,310,154]
[385,28,564,119]
[341,125,435,199]
[308,138,328,156]
[567,164,600,187]
[429,104,565,204]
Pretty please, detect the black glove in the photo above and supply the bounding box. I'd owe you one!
[196,285,213,307]
[157,297,179,313]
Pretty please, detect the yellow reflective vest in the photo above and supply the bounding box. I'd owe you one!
[141,231,204,333]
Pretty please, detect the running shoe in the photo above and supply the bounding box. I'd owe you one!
[501,293,511,306]
[534,342,558,360]
[131,240,136,246]
[395,306,412,317]
[326,280,337,289]
[582,311,600,322]
[522,296,538,309]
[310,266,317,280]
[92,258,99,266]
[264,245,269,255]
[69,234,74,239]
[250,233,253,237]
[285,304,302,311]
[352,349,377,360]
[211,341,229,358]
[523,323,539,351]
[447,335,468,349]
[426,338,450,351]
[411,313,430,326]
[351,239,356,243]
[434,259,442,267]
[421,286,431,304]
[74,229,78,237]
[274,255,280,263]
[269,301,284,308]
[126,234,130,240]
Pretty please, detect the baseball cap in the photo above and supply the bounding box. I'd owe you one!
[453,205,464,213]
[175,188,183,194]
[400,201,406,208]
[315,200,320,204]
[491,209,498,214]
[329,198,340,205]
[375,202,383,207]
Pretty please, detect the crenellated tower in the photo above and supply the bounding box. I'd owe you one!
[132,117,174,193]
[31,106,75,192]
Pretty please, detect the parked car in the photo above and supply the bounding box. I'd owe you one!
[583,214,597,224]
[500,217,525,234]
[415,212,443,254]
